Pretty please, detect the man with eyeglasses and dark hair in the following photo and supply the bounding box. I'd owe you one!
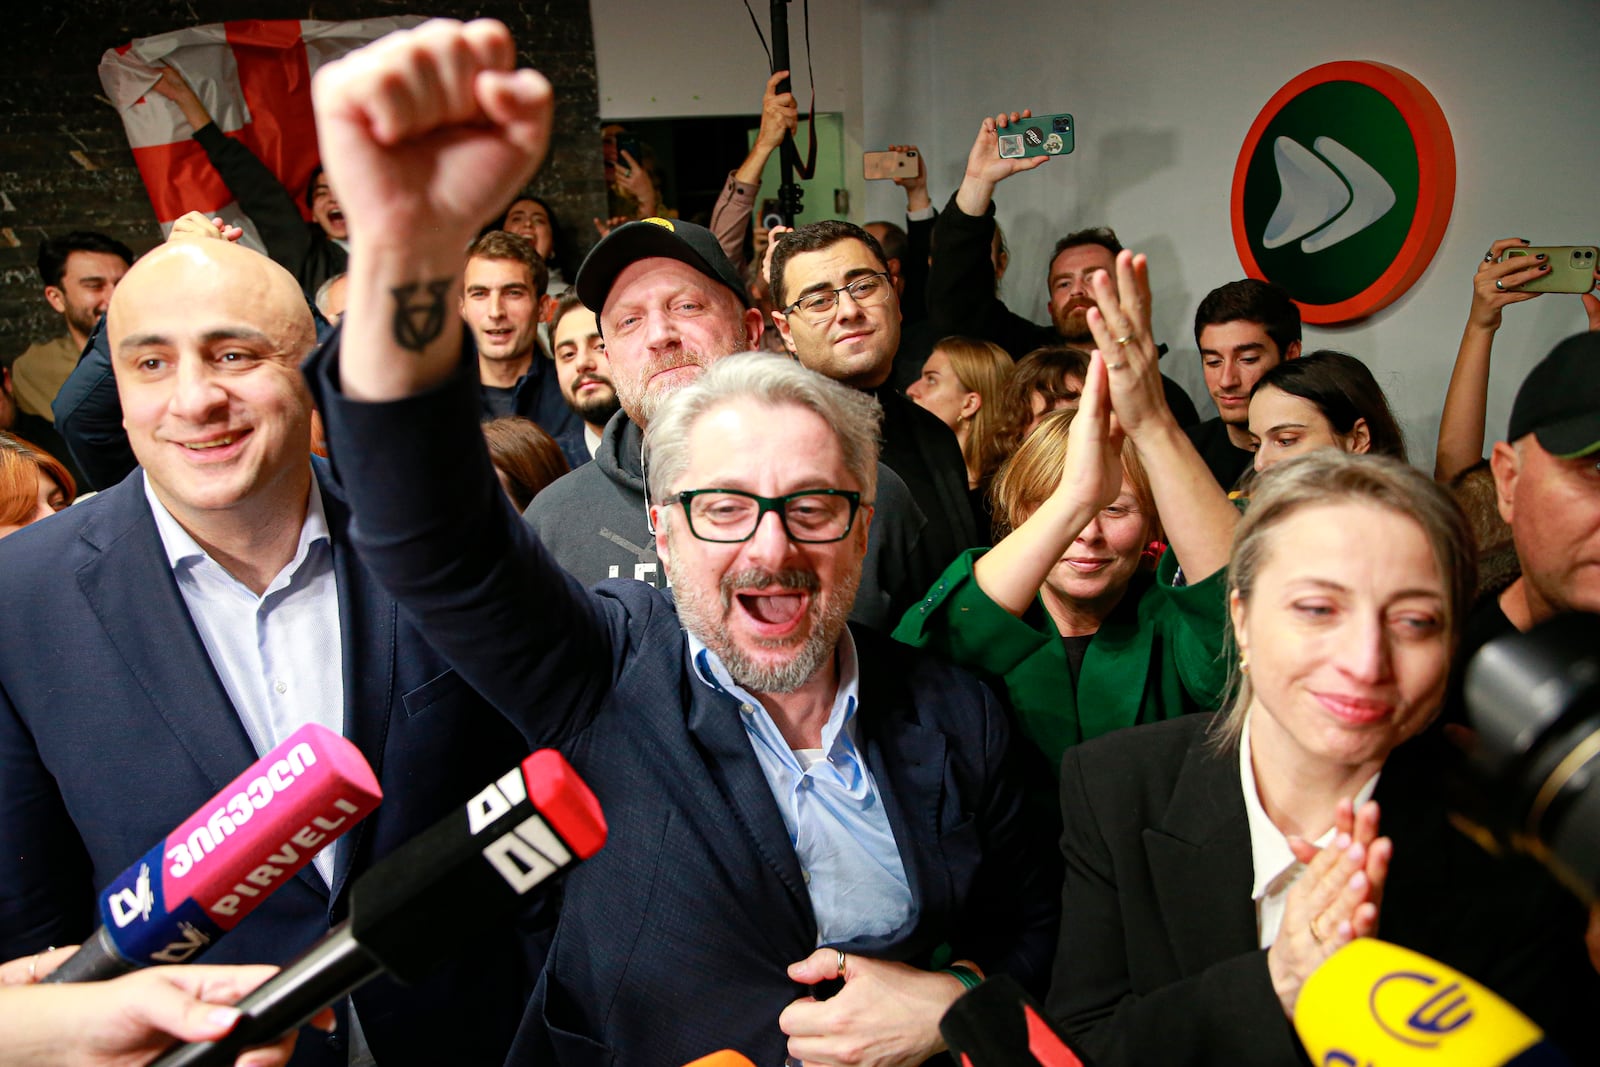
[770,220,978,570]
[302,26,1058,1058]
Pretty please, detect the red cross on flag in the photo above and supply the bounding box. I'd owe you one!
[98,17,423,253]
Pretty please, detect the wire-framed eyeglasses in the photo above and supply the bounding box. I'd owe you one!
[671,488,863,543]
[780,272,893,323]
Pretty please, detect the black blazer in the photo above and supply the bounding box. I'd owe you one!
[310,335,1061,1066]
[1046,714,1599,1066]
[0,464,539,1067]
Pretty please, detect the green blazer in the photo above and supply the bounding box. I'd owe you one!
[893,548,1230,772]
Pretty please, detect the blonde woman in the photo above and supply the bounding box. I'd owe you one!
[906,336,1014,541]
[1047,451,1598,1064]
[897,253,1235,768]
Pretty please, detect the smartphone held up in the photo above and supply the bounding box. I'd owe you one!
[1499,245,1599,294]
[997,113,1075,159]
[864,149,919,181]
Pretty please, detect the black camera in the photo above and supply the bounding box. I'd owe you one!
[1463,612,1600,902]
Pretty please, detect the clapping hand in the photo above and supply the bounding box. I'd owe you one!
[1083,250,1170,437]
[1054,347,1125,516]
[1267,799,1391,1018]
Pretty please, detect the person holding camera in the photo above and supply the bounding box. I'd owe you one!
[708,69,801,272]
[926,109,1198,427]
[1434,237,1600,484]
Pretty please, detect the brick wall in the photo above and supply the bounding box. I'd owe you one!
[2,1,606,359]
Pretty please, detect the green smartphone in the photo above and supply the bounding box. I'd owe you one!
[1499,245,1598,294]
[997,114,1075,160]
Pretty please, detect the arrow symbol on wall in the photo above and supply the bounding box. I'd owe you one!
[1262,135,1396,253]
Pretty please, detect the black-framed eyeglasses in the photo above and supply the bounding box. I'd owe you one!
[672,488,863,543]
[780,272,893,323]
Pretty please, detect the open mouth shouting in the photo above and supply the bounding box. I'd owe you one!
[724,567,819,641]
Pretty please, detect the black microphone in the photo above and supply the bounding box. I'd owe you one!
[148,748,606,1067]
[940,974,1090,1067]
[47,724,381,983]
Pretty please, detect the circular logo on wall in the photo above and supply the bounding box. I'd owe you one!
[1231,61,1455,325]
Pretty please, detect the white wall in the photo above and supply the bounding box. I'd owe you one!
[859,0,1600,464]
[592,0,862,118]
[589,0,869,214]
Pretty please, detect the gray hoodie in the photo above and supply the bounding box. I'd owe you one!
[524,411,936,631]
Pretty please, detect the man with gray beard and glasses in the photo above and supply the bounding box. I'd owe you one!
[306,21,1057,1063]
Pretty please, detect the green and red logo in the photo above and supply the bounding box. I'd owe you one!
[1231,61,1455,325]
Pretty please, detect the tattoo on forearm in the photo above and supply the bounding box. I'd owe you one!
[390,280,453,352]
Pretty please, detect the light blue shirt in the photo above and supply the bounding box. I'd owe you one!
[688,628,914,946]
[144,473,345,886]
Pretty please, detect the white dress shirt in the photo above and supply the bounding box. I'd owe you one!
[144,473,345,885]
[1239,710,1379,948]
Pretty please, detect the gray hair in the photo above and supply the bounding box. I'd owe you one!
[1211,450,1475,750]
[644,352,882,505]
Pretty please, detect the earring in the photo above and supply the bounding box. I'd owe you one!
[1239,651,1250,674]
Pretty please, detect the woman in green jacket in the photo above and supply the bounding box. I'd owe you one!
[895,251,1238,771]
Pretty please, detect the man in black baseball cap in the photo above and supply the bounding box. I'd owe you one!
[525,216,938,630]
[1476,331,1600,642]
[575,217,750,317]
[567,217,760,428]
[1505,332,1600,461]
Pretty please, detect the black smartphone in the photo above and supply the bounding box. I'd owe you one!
[614,133,643,173]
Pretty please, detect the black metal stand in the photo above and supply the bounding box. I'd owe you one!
[770,0,803,225]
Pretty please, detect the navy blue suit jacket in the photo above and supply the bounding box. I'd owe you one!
[0,464,539,1067]
[309,338,1060,1066]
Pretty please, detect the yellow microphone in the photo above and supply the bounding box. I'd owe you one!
[1295,940,1570,1066]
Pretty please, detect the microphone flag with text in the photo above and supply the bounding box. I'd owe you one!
[1296,939,1572,1067]
[148,747,606,1067]
[47,723,382,984]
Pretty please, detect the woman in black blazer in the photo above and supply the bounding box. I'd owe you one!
[1045,449,1599,1065]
